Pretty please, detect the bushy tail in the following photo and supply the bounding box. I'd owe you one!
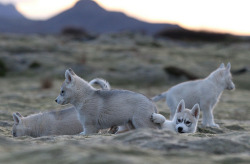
[151,92,167,102]
[89,78,111,90]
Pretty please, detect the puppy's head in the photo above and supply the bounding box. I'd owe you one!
[218,63,235,90]
[224,63,235,90]
[12,112,29,137]
[55,68,80,105]
[173,100,200,133]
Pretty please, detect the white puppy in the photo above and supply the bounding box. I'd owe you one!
[55,69,159,135]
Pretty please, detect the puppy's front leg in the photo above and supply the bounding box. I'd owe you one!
[80,123,99,135]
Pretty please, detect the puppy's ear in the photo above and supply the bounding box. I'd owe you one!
[65,68,76,85]
[68,68,76,75]
[15,112,23,118]
[177,99,185,113]
[219,63,225,68]
[226,62,231,71]
[13,113,22,124]
[191,104,200,119]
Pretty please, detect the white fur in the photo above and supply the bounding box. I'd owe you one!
[89,78,111,90]
[12,78,114,137]
[151,100,200,133]
[55,69,159,135]
[152,63,234,128]
[12,107,83,137]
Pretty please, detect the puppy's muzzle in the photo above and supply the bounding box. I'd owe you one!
[178,127,183,133]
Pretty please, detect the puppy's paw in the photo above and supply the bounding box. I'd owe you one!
[201,123,220,129]
[210,123,220,128]
[151,113,165,124]
[150,113,156,122]
[108,126,119,134]
[79,132,85,135]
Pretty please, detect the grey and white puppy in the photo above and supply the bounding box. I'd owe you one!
[55,68,159,135]
[151,100,200,133]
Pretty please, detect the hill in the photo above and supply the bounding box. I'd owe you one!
[0,0,180,34]
[0,3,35,33]
[0,3,24,19]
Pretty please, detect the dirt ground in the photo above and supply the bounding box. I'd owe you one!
[0,34,249,163]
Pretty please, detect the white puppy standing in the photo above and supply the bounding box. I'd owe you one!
[55,69,159,135]
[151,100,200,133]
[152,63,235,128]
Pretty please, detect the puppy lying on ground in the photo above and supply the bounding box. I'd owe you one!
[151,100,200,133]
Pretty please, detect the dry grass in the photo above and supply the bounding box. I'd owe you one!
[0,34,249,88]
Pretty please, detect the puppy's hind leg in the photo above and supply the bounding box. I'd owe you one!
[132,115,159,129]
[108,126,119,134]
[201,105,219,128]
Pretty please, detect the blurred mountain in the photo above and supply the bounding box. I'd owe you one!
[0,3,35,33]
[39,0,180,34]
[0,3,24,19]
[0,0,180,34]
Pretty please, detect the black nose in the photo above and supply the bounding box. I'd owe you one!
[178,127,183,133]
[55,99,57,103]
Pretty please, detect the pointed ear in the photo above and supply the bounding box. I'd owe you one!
[226,62,231,71]
[15,112,23,118]
[219,63,225,68]
[191,104,200,119]
[65,68,76,84]
[13,113,22,124]
[177,99,185,113]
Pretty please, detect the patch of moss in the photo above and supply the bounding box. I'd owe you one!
[197,127,224,134]
[225,125,245,131]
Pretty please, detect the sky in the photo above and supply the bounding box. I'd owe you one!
[0,0,250,36]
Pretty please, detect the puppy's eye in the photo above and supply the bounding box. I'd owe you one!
[186,121,191,124]
[60,90,65,95]
[177,119,182,123]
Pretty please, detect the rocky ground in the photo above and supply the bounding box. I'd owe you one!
[0,33,249,163]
